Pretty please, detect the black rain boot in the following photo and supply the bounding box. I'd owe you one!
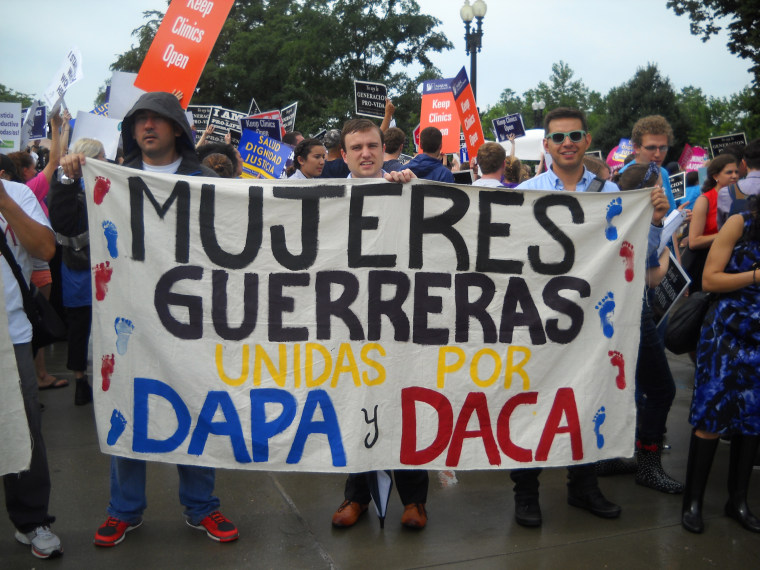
[635,439,684,494]
[681,432,719,533]
[725,435,760,533]
[75,375,93,406]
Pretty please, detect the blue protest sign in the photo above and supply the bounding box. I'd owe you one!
[238,130,292,179]
[240,117,282,141]
[422,78,453,95]
[491,113,526,142]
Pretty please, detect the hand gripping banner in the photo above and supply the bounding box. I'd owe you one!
[82,161,651,472]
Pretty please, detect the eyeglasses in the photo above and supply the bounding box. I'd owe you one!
[545,130,586,144]
[642,145,669,153]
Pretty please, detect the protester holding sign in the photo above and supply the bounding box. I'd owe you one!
[286,138,327,179]
[512,107,670,527]
[610,162,684,494]
[0,175,61,559]
[48,138,107,407]
[60,91,238,547]
[329,118,429,530]
[8,110,68,390]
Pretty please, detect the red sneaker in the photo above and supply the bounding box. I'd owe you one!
[93,516,142,547]
[187,510,239,542]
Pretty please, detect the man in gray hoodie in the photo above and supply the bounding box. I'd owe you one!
[60,92,237,547]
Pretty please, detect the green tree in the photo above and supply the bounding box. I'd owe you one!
[0,84,34,107]
[592,63,689,158]
[109,0,452,135]
[480,88,525,135]
[523,61,601,116]
[666,1,760,85]
[667,0,760,136]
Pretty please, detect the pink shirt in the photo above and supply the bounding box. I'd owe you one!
[25,171,50,217]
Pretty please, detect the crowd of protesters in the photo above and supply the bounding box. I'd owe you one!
[2,90,759,560]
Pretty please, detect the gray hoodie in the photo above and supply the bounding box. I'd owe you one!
[121,91,216,177]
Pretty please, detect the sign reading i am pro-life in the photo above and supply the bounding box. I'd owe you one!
[135,0,235,109]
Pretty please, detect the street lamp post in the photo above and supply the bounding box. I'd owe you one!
[532,100,546,129]
[460,0,487,102]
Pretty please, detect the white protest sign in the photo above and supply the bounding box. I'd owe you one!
[500,128,545,161]
[82,161,650,472]
[71,111,122,161]
[107,71,146,121]
[0,270,33,476]
[0,103,22,154]
[20,100,44,150]
[43,47,83,109]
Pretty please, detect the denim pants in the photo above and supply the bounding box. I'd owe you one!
[635,300,676,442]
[4,344,55,532]
[107,456,219,525]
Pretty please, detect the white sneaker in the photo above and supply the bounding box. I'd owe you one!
[14,526,63,559]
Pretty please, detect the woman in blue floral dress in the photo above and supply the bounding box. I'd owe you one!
[683,199,760,534]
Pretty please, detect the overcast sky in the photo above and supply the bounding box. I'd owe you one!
[3,0,753,119]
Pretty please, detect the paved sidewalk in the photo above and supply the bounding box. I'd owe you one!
[2,344,759,569]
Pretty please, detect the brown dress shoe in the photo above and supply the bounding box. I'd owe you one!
[331,500,368,527]
[401,503,427,529]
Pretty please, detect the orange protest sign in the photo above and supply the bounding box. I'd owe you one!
[135,0,234,108]
[451,67,485,160]
[419,79,461,154]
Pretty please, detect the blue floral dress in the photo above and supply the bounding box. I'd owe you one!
[690,213,760,435]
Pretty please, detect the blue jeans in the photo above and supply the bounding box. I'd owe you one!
[635,299,676,442]
[107,456,219,525]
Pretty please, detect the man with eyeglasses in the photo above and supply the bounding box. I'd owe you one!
[621,115,678,212]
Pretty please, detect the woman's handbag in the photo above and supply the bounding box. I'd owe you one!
[664,291,718,354]
[0,230,67,351]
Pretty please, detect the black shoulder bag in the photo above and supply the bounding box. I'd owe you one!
[0,230,67,352]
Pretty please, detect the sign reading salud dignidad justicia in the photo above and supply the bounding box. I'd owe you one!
[80,161,651,473]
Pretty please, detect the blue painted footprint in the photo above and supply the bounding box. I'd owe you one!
[595,292,615,338]
[102,220,119,258]
[593,406,606,449]
[114,317,135,355]
[605,197,623,241]
[106,409,128,446]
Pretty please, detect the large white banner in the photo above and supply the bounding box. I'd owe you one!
[82,160,651,472]
[0,269,32,476]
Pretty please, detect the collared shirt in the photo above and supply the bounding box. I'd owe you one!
[518,166,661,268]
[473,177,506,188]
[288,169,308,180]
[516,166,618,193]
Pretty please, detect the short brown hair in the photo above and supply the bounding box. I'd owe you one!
[476,142,506,175]
[384,127,406,154]
[631,115,673,146]
[341,119,383,151]
[419,126,443,154]
[543,107,588,132]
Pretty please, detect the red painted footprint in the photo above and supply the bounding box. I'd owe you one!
[101,354,115,391]
[93,261,113,301]
[619,241,634,282]
[93,176,111,205]
[608,350,626,389]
